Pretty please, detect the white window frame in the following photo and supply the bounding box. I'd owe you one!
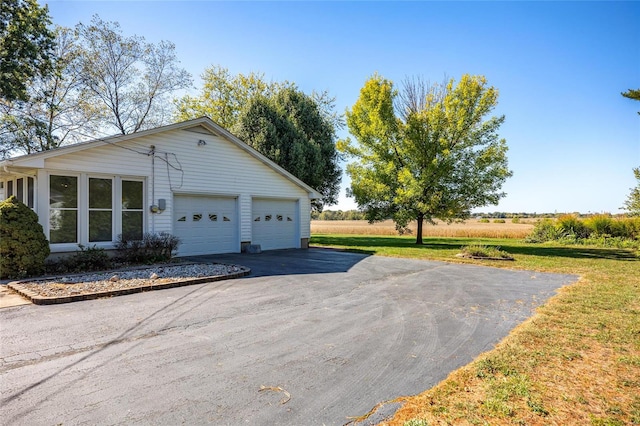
[88,176,115,244]
[48,173,80,250]
[2,177,36,208]
[47,173,146,252]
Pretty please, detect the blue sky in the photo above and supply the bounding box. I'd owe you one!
[44,1,639,214]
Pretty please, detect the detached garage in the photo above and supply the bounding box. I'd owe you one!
[0,117,320,257]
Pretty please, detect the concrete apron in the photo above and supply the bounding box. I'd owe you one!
[0,285,31,308]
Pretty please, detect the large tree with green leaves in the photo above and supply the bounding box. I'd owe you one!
[0,26,102,157]
[76,15,192,135]
[622,88,640,115]
[234,87,341,209]
[0,0,55,103]
[339,74,512,244]
[175,66,342,209]
[174,66,288,129]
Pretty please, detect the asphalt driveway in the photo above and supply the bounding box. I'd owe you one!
[0,248,576,425]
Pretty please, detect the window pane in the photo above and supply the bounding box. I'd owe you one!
[50,176,77,208]
[7,180,13,197]
[122,211,143,240]
[49,210,77,243]
[27,177,34,208]
[122,180,143,209]
[89,211,112,242]
[89,178,112,209]
[16,178,23,202]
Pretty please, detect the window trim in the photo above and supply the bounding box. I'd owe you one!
[49,173,80,246]
[88,176,115,243]
[47,173,146,251]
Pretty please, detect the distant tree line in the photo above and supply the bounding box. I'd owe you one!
[313,211,631,220]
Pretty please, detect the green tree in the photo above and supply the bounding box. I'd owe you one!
[234,87,341,209]
[622,167,640,216]
[76,15,192,135]
[0,0,55,102]
[1,26,102,158]
[339,74,512,244]
[175,65,343,210]
[174,65,288,128]
[622,88,640,115]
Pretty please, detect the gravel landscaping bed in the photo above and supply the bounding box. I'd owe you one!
[9,263,250,304]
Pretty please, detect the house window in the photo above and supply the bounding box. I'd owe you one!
[49,175,78,244]
[4,177,35,207]
[16,178,23,202]
[27,177,34,208]
[122,180,143,240]
[89,178,113,242]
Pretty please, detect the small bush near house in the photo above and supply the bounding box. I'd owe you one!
[115,232,181,264]
[0,196,50,279]
[46,245,112,274]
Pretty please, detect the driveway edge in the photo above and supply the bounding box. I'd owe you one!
[7,268,251,305]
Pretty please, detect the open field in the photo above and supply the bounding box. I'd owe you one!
[310,234,640,426]
[311,219,534,239]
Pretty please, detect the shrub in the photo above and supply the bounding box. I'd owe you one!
[619,217,640,239]
[115,232,181,264]
[478,218,490,223]
[0,196,50,279]
[525,219,563,243]
[511,217,521,224]
[557,214,591,239]
[584,214,614,236]
[47,244,112,274]
[460,244,514,260]
[493,219,506,223]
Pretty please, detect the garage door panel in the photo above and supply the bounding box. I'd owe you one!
[174,196,238,256]
[252,199,298,250]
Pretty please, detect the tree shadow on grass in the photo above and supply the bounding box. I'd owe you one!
[311,235,639,262]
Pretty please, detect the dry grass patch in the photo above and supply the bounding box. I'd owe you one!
[311,219,533,239]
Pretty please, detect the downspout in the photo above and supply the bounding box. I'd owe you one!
[149,145,156,233]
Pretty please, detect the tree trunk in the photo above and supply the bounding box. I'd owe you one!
[416,213,424,245]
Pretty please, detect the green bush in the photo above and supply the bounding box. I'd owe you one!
[478,218,490,223]
[584,214,614,236]
[115,232,181,263]
[47,244,112,274]
[557,214,591,239]
[493,219,506,223]
[511,217,521,224]
[0,196,50,279]
[525,219,563,243]
[460,244,513,259]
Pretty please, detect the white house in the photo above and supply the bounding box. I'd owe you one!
[0,117,320,256]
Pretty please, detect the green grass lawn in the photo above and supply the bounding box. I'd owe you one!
[311,234,640,426]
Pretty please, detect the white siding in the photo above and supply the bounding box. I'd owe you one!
[38,127,313,251]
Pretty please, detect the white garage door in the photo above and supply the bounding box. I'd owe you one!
[174,195,238,256]
[252,199,298,250]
